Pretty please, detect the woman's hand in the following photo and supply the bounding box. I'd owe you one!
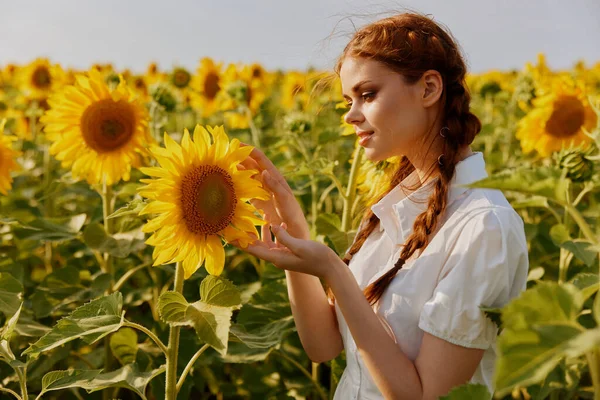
[230,222,340,280]
[237,144,311,241]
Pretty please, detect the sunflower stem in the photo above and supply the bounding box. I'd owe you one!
[245,106,261,148]
[43,143,53,274]
[341,145,363,232]
[101,177,115,400]
[176,344,210,393]
[165,262,184,400]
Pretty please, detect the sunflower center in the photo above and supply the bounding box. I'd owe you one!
[545,95,586,138]
[81,98,136,153]
[32,66,52,89]
[180,165,237,235]
[252,67,263,79]
[172,69,191,88]
[204,73,220,100]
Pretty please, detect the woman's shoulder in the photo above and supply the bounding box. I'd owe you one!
[443,187,528,253]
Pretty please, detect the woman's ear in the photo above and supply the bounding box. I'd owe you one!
[421,70,443,108]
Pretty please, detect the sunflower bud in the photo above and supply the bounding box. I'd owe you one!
[283,112,312,134]
[226,80,250,104]
[556,146,596,183]
[151,84,177,112]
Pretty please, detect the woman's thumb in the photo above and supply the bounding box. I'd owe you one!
[271,223,297,249]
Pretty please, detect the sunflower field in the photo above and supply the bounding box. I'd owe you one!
[0,54,599,400]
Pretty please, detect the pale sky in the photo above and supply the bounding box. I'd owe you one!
[1,0,599,74]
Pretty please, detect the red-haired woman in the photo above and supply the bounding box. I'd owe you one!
[232,12,529,400]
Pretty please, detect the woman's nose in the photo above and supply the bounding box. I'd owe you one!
[344,105,364,125]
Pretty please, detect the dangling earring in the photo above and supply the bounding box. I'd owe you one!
[439,126,450,138]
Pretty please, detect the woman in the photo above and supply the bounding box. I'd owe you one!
[231,12,529,400]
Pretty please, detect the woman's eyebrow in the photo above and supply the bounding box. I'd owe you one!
[342,79,373,98]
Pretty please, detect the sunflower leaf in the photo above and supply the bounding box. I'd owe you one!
[494,281,600,397]
[22,293,124,359]
[568,272,600,301]
[12,214,87,242]
[0,273,23,318]
[157,291,189,323]
[110,327,138,365]
[107,198,146,220]
[200,275,242,307]
[38,369,102,398]
[83,223,144,258]
[38,364,164,400]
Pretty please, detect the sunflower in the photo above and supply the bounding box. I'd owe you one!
[219,63,269,129]
[0,119,21,195]
[20,58,65,99]
[190,58,224,117]
[40,68,153,185]
[170,67,192,89]
[516,75,598,157]
[280,71,309,110]
[138,125,270,278]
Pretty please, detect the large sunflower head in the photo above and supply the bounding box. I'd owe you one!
[190,58,224,117]
[40,68,153,185]
[0,119,21,195]
[516,75,598,157]
[138,125,269,278]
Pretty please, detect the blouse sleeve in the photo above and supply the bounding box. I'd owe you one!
[417,208,529,349]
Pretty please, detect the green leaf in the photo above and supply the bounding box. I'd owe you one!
[38,364,164,400]
[83,223,144,258]
[0,273,23,318]
[23,293,124,359]
[495,282,600,397]
[316,213,341,235]
[439,383,491,399]
[110,328,138,365]
[200,275,242,307]
[13,214,87,242]
[181,302,234,355]
[37,369,102,399]
[107,198,146,219]
[1,303,22,341]
[225,279,295,363]
[561,240,598,267]
[569,273,599,301]
[467,166,568,205]
[31,266,85,318]
[160,277,242,356]
[157,291,189,323]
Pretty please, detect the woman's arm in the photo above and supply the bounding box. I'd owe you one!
[327,257,484,400]
[285,270,344,363]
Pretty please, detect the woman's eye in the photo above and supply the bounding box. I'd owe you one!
[362,92,375,101]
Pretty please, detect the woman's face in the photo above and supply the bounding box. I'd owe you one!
[340,57,428,162]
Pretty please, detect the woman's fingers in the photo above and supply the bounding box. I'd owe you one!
[240,143,293,195]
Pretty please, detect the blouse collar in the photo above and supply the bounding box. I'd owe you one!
[369,152,488,245]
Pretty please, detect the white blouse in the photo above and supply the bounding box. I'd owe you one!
[332,152,529,400]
